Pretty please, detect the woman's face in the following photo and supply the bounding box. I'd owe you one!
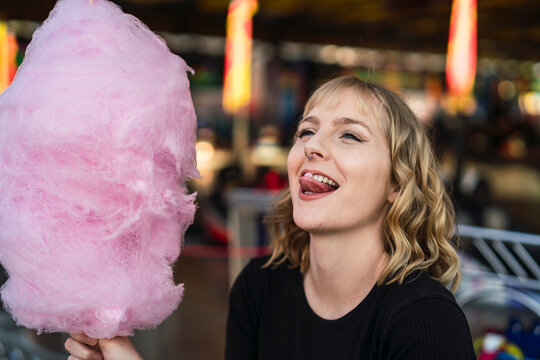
[287,88,397,236]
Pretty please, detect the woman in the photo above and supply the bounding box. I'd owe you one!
[65,76,475,359]
[225,76,475,359]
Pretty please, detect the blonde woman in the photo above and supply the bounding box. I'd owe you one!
[226,76,475,359]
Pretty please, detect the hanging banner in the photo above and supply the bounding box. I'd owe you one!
[222,0,258,114]
[0,21,19,94]
[445,0,477,97]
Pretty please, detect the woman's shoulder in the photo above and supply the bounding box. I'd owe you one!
[382,272,457,308]
[376,273,475,358]
[240,255,296,277]
[232,256,297,294]
[243,255,272,273]
[378,272,469,332]
[377,272,466,327]
[379,274,475,360]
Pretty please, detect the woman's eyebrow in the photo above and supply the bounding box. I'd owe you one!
[298,116,319,126]
[333,117,373,135]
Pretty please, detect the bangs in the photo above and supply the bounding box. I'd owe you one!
[301,78,390,141]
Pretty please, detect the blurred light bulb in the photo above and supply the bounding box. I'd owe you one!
[196,141,215,166]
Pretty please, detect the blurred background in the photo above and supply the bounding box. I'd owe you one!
[0,0,539,359]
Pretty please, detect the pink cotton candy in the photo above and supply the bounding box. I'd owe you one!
[0,0,199,338]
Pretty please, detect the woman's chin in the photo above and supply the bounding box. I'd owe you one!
[293,215,331,234]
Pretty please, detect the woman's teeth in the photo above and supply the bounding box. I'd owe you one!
[304,172,339,188]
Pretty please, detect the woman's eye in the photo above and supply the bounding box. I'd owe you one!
[297,129,315,138]
[341,131,363,142]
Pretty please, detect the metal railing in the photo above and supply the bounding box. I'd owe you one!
[456,224,540,317]
[227,188,277,285]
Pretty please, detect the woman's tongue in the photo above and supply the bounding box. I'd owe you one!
[299,176,336,193]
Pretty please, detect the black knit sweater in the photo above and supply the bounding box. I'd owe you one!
[226,256,475,360]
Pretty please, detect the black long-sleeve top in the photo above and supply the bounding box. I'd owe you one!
[226,256,476,360]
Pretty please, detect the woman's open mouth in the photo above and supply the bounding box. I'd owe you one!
[299,171,339,195]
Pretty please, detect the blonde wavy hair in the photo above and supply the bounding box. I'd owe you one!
[264,76,461,292]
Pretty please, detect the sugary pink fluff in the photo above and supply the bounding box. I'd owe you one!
[0,0,199,338]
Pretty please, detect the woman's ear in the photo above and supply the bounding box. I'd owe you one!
[387,183,399,204]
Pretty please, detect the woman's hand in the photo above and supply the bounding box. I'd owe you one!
[65,333,143,360]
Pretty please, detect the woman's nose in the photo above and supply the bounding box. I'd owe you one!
[303,136,328,161]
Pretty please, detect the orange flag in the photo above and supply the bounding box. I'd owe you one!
[222,0,258,114]
[445,0,477,97]
[0,21,19,94]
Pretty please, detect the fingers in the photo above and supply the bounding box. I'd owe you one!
[98,337,144,360]
[65,334,143,360]
[65,337,103,360]
[69,333,98,346]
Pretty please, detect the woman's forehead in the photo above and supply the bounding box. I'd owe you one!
[307,87,385,120]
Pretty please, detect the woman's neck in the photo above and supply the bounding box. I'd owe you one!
[303,227,388,320]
